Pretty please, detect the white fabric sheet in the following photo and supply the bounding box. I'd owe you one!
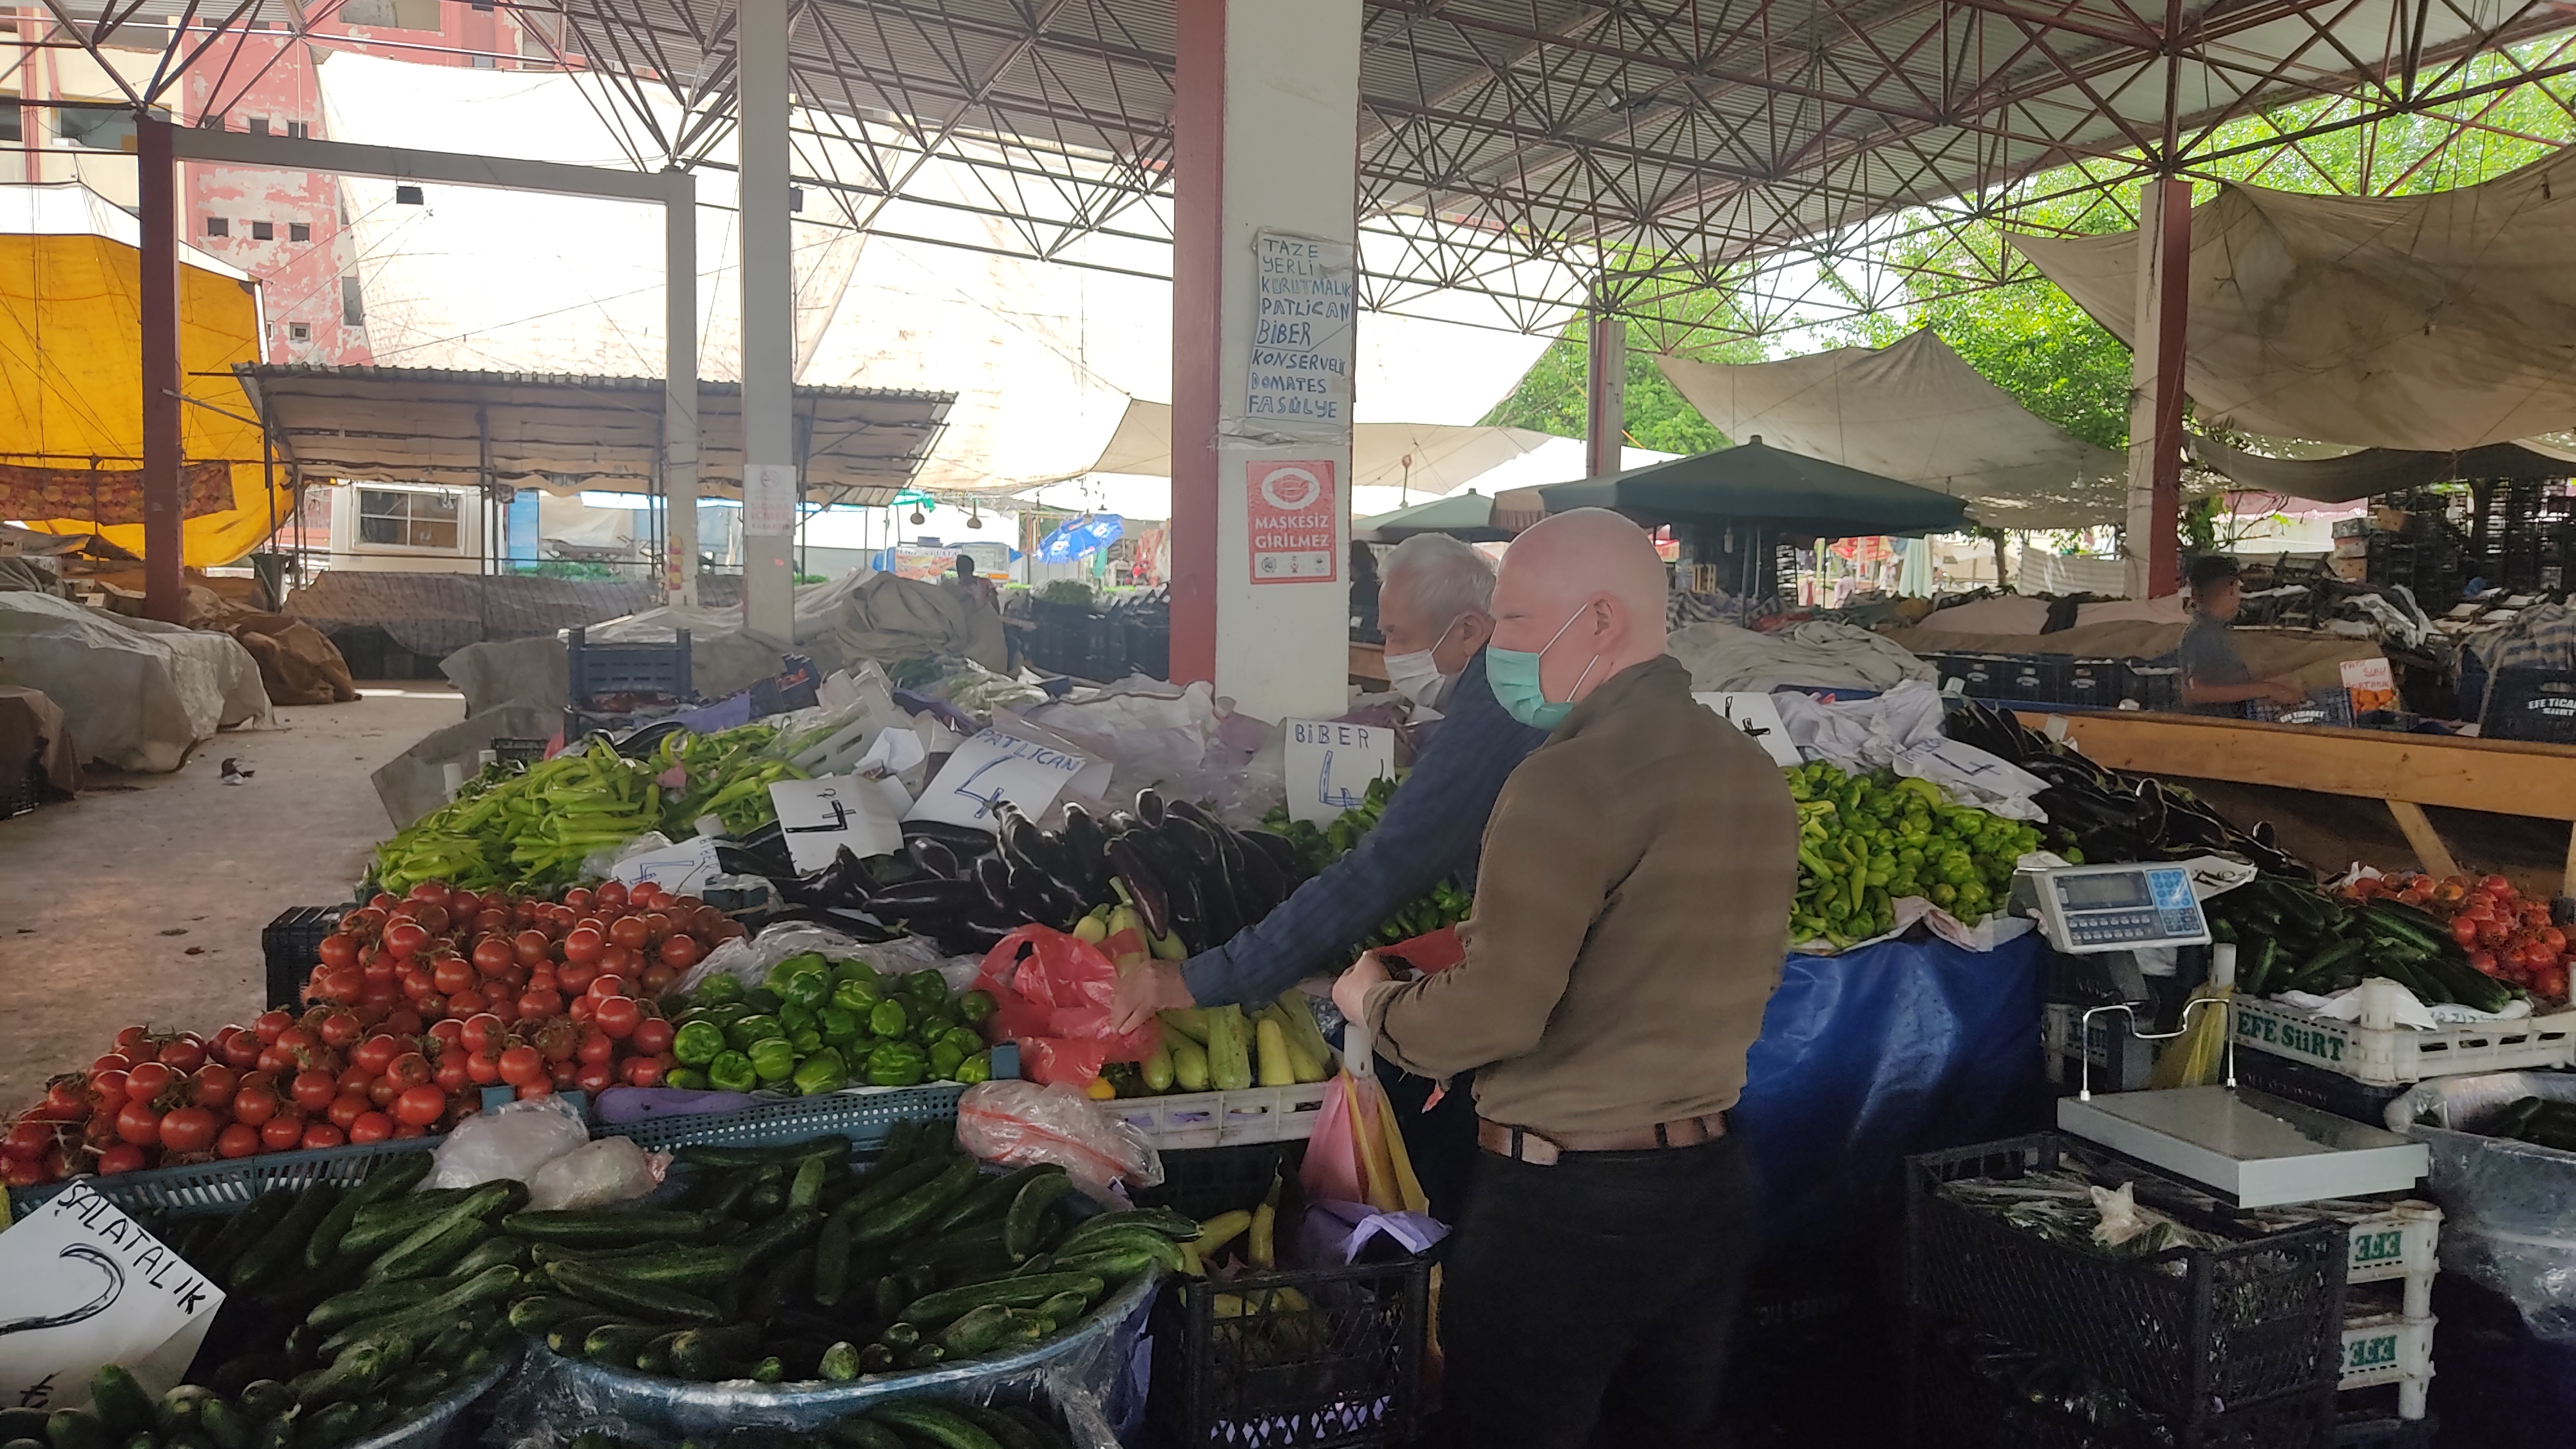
[0,592,274,772]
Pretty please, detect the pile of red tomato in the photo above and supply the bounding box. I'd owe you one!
[2350,871,2571,1005]
[0,878,743,1189]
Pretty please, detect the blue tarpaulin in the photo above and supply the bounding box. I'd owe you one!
[1733,931,2050,1254]
[1037,513,1124,563]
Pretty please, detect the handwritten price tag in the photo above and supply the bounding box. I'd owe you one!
[0,1182,225,1413]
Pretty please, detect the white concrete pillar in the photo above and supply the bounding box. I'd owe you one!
[1585,306,1627,479]
[2123,176,2191,600]
[663,166,700,607]
[1169,0,1363,723]
[737,0,797,641]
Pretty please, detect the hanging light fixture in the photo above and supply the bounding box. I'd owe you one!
[909,507,927,526]
[966,503,984,529]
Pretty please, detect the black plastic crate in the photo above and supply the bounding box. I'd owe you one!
[2480,667,2576,744]
[489,737,549,766]
[2126,659,2183,712]
[1910,1320,2334,1449]
[2331,1408,2435,1449]
[2002,654,2070,704]
[2065,658,2126,710]
[1906,1133,2347,1425]
[261,904,345,1008]
[1135,1140,1307,1221]
[2231,1049,2411,1128]
[1148,1253,1431,1449]
[1956,654,2016,700]
[565,625,692,705]
[1,762,39,819]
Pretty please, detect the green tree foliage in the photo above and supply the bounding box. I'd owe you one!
[1479,316,1752,455]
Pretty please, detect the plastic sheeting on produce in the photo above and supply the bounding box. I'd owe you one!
[1668,618,1933,694]
[285,570,661,659]
[0,590,274,772]
[1772,679,2049,821]
[2389,1070,2576,1343]
[2011,150,2576,451]
[1734,931,2050,1253]
[1657,332,2129,529]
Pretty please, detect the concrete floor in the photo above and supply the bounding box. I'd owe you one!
[0,685,465,1102]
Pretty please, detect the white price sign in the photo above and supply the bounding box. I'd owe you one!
[1283,718,1397,826]
[0,1182,225,1414]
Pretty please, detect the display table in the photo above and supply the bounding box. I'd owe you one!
[2024,709,2576,887]
[1349,639,1388,685]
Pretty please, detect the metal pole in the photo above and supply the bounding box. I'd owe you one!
[663,167,700,606]
[737,0,797,641]
[138,113,185,622]
[1585,303,1627,480]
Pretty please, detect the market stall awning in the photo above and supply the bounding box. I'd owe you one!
[236,365,953,506]
[1,182,289,567]
[1521,439,1971,540]
[2189,433,2573,502]
[1654,331,2128,530]
[1084,397,1557,493]
[1354,489,1516,543]
[2011,149,2576,451]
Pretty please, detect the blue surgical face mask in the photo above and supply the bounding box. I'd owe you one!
[1486,603,1602,730]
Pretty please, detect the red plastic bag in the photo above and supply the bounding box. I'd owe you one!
[972,923,1162,1088]
[1379,924,1464,975]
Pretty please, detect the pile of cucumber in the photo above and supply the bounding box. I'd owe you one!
[564,1394,1081,1449]
[8,1151,522,1449]
[2210,876,2515,1010]
[507,1122,1197,1384]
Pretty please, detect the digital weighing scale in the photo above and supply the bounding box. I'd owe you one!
[2058,1086,2428,1208]
[2012,860,2211,954]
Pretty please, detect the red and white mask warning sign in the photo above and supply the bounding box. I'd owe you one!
[1245,459,1338,585]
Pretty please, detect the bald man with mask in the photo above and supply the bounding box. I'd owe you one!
[1334,509,1799,1448]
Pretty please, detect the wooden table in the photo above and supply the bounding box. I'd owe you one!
[2020,709,2576,888]
[1349,639,1388,686]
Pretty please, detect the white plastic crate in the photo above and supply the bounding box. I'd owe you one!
[1108,1082,1332,1149]
[2340,1305,2435,1418]
[2232,993,2576,1085]
[2316,1198,2441,1318]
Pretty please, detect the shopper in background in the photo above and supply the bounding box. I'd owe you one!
[949,553,999,611]
[1334,507,1798,1449]
[2180,554,2306,715]
[1107,533,1547,1217]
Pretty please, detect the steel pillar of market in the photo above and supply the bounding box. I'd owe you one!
[1585,307,1627,482]
[2124,176,2192,600]
[663,167,700,607]
[1168,0,1363,722]
[138,113,185,623]
[737,0,798,643]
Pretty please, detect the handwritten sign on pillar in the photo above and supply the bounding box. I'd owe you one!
[1244,230,1356,435]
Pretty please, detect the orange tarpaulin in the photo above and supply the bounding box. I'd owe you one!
[0,182,285,566]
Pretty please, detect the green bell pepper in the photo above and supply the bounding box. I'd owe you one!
[791,1047,849,1097]
[707,1050,758,1093]
[831,956,878,985]
[914,1009,958,1043]
[927,1039,966,1079]
[864,1041,929,1087]
[776,965,832,1011]
[830,977,880,1014]
[663,1067,709,1091]
[940,1026,985,1061]
[764,952,829,994]
[694,974,745,1007]
[727,1014,785,1049]
[788,1028,824,1057]
[956,989,996,1025]
[748,1037,798,1084]
[672,1019,728,1066]
[743,987,784,1014]
[868,998,910,1039]
[819,1005,862,1045]
[901,969,949,1005]
[777,1001,819,1036]
[953,1051,993,1086]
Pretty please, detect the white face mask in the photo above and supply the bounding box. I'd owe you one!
[1384,615,1461,708]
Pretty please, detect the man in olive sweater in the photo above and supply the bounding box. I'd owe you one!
[1333,507,1799,1448]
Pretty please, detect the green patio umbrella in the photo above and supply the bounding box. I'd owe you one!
[1354,488,1515,543]
[1537,437,1969,539]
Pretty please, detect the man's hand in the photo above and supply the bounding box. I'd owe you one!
[2267,680,2308,706]
[1332,951,1391,1028]
[1108,959,1195,1036]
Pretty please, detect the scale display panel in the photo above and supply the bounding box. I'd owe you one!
[2027,862,2211,954]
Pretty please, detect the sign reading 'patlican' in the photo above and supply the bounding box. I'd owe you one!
[1245,459,1338,585]
[1245,230,1356,433]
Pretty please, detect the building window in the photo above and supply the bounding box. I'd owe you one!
[288,323,310,342]
[357,489,461,550]
[341,275,365,327]
[204,216,228,237]
[289,222,310,242]
[251,220,273,240]
[339,0,441,29]
[247,116,269,135]
[55,108,135,151]
[0,102,21,145]
[287,120,308,139]
[471,53,495,68]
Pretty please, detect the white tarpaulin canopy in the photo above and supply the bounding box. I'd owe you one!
[2010,151,2576,451]
[1083,398,1558,491]
[1654,331,2127,529]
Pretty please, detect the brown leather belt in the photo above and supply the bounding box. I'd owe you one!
[1477,1112,1727,1166]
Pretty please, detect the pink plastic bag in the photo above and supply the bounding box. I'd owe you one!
[972,924,1162,1088]
[1300,1074,1371,1204]
[954,1079,1163,1189]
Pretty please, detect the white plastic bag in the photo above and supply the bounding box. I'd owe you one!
[527,1135,665,1211]
[954,1079,1163,1189]
[425,1094,590,1189]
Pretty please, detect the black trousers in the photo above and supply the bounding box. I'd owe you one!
[1439,1133,1757,1449]
[1374,1059,1482,1225]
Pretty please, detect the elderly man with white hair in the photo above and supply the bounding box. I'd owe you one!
[1334,507,1799,1448]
